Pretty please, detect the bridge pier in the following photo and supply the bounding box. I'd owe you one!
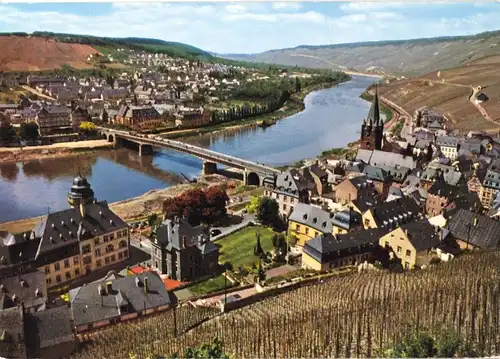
[138,144,153,156]
[202,161,217,175]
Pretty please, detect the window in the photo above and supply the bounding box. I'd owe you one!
[295,224,300,232]
[364,219,370,227]
[283,204,287,211]
[290,197,294,204]
[46,278,52,285]
[75,268,80,276]
[105,257,110,264]
[122,229,128,237]
[119,240,127,249]
[305,227,309,235]
[65,272,71,280]
[64,259,70,268]
[155,248,158,255]
[82,244,91,254]
[117,231,122,239]
[283,196,287,203]
[109,234,114,241]
[44,266,50,274]
[123,250,129,258]
[95,248,101,257]
[104,235,109,243]
[94,238,100,246]
[406,249,411,257]
[83,256,92,265]
[73,256,79,265]
[315,231,319,237]
[105,244,114,253]
[290,206,294,213]
[155,261,158,268]
[54,262,60,271]
[118,252,123,260]
[397,246,402,254]
[111,255,116,262]
[405,262,410,269]
[56,275,61,283]
[96,260,102,267]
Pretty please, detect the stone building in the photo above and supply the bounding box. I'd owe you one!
[150,217,219,282]
[360,86,384,151]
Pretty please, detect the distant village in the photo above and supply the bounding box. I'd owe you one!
[1,50,500,359]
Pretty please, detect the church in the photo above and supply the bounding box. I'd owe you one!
[360,86,384,151]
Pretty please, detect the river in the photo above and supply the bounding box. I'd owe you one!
[0,75,377,223]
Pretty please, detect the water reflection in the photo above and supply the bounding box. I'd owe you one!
[0,76,377,222]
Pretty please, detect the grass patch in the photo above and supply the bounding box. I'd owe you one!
[188,275,235,296]
[217,226,275,269]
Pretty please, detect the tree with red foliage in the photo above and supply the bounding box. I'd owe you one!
[204,186,229,220]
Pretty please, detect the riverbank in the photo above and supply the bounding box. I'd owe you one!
[162,77,350,139]
[0,139,112,163]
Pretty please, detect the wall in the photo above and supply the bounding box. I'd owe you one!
[287,220,324,247]
[379,228,416,269]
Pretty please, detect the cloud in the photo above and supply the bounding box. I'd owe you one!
[0,3,499,54]
[272,2,302,11]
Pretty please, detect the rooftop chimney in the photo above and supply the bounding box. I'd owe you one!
[79,202,86,218]
[105,281,112,295]
[144,277,149,294]
[473,216,478,227]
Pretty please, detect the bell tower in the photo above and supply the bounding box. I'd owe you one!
[360,85,384,150]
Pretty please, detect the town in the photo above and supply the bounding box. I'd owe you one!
[1,28,500,359]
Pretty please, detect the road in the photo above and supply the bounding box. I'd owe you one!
[20,85,56,101]
[210,213,256,241]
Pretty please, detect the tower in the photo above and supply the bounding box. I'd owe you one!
[68,173,95,208]
[360,85,384,150]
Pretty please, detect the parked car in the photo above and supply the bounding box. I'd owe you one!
[219,294,241,305]
[210,229,222,237]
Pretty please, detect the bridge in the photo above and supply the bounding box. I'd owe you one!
[98,128,281,186]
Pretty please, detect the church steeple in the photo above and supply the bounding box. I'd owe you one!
[367,84,381,126]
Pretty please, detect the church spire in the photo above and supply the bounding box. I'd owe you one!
[367,84,381,126]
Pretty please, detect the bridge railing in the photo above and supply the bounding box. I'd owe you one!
[102,128,280,174]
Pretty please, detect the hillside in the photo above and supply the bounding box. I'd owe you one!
[0,36,99,72]
[0,33,212,72]
[70,250,500,359]
[378,55,500,133]
[224,30,500,76]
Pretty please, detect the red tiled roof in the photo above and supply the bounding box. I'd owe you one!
[162,277,185,291]
[128,265,154,275]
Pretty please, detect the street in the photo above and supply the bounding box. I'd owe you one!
[210,213,256,241]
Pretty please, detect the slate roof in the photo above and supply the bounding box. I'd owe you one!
[24,306,74,350]
[362,165,390,182]
[288,203,334,233]
[0,306,26,359]
[303,228,383,263]
[274,169,313,195]
[356,149,417,170]
[0,270,46,310]
[367,197,421,229]
[427,181,464,200]
[69,272,171,326]
[421,165,462,186]
[400,220,443,251]
[155,217,218,255]
[446,209,500,248]
[331,209,362,231]
[436,135,459,148]
[447,192,482,213]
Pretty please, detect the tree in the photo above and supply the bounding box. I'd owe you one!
[147,213,162,227]
[79,121,97,136]
[245,195,261,214]
[254,232,265,257]
[19,122,39,141]
[256,197,281,228]
[102,109,109,123]
[170,338,230,359]
[295,77,301,93]
[203,186,229,221]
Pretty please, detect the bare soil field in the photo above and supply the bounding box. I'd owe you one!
[0,36,99,71]
[379,56,500,133]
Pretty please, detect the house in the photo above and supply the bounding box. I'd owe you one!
[0,306,27,359]
[362,165,393,199]
[70,106,90,133]
[379,220,444,269]
[331,209,362,234]
[113,105,163,129]
[287,203,333,246]
[445,209,500,250]
[263,169,312,218]
[174,106,212,129]
[356,149,417,170]
[24,306,76,359]
[36,105,72,136]
[151,217,219,282]
[0,270,47,312]
[362,197,421,230]
[335,175,379,205]
[425,180,464,217]
[69,272,171,333]
[419,165,464,189]
[436,136,460,161]
[302,228,381,271]
[0,175,130,290]
[300,164,330,197]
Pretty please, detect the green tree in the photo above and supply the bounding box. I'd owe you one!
[256,197,281,228]
[147,213,162,227]
[79,121,97,136]
[245,195,261,214]
[170,338,230,359]
[254,231,265,257]
[19,122,39,141]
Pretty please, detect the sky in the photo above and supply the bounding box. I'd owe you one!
[1,2,500,54]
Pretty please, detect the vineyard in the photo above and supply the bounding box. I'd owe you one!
[70,250,500,358]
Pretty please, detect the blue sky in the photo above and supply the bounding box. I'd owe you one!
[1,2,499,54]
